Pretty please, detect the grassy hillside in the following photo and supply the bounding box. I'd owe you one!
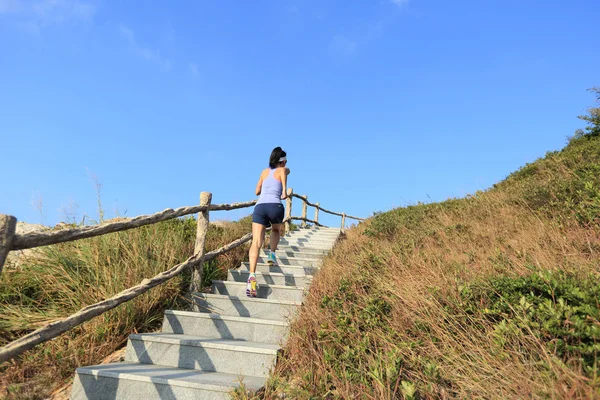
[257,134,600,399]
[0,216,252,399]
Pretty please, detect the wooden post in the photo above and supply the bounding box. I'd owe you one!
[314,203,320,225]
[301,195,308,228]
[341,213,346,233]
[189,192,212,294]
[0,215,17,275]
[285,188,293,233]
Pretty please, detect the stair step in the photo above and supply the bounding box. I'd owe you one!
[275,244,332,253]
[212,280,305,301]
[281,237,336,243]
[240,262,316,275]
[162,311,289,344]
[277,240,334,249]
[262,249,326,260]
[192,292,301,321]
[70,362,265,400]
[283,236,339,242]
[293,227,341,233]
[256,255,322,267]
[227,270,312,287]
[284,232,340,239]
[288,227,341,234]
[125,333,279,378]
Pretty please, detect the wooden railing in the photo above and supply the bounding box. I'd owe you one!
[0,189,364,364]
[285,189,365,232]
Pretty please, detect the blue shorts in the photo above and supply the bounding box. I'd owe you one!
[252,203,284,227]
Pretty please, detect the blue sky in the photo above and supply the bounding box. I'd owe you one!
[1,0,599,228]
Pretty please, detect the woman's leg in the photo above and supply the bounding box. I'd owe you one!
[270,223,283,254]
[268,203,285,262]
[249,222,266,274]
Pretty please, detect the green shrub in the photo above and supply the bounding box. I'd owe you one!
[461,270,600,377]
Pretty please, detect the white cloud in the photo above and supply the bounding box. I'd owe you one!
[119,24,172,71]
[0,0,95,33]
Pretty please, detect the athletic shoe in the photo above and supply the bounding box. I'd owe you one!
[267,252,278,266]
[246,276,258,297]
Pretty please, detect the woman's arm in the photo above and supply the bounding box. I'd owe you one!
[255,170,266,196]
[280,167,290,199]
[255,179,262,196]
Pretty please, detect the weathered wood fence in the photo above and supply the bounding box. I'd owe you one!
[0,190,364,364]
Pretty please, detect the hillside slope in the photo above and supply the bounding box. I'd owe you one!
[261,135,600,399]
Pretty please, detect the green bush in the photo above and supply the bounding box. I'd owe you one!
[461,270,600,377]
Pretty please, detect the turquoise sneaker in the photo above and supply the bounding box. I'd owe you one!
[267,251,278,266]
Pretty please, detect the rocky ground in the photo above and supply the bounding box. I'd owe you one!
[4,222,50,269]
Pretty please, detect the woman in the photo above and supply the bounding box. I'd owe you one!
[247,147,290,297]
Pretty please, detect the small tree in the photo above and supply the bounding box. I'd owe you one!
[575,87,600,138]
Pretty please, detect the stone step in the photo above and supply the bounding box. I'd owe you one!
[212,280,305,302]
[192,293,301,321]
[125,333,279,378]
[295,227,341,231]
[282,232,340,241]
[277,239,334,249]
[240,262,315,276]
[161,310,289,345]
[285,230,339,237]
[255,256,321,268]
[258,250,323,267]
[70,362,265,400]
[274,244,330,254]
[227,269,312,287]
[289,227,341,234]
[280,236,336,243]
[285,231,341,239]
[261,249,325,260]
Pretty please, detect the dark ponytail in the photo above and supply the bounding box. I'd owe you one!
[269,147,287,168]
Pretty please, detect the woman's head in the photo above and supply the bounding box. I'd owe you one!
[269,147,287,168]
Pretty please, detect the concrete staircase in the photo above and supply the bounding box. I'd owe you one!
[70,226,341,400]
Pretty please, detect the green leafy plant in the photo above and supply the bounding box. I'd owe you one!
[461,270,600,377]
